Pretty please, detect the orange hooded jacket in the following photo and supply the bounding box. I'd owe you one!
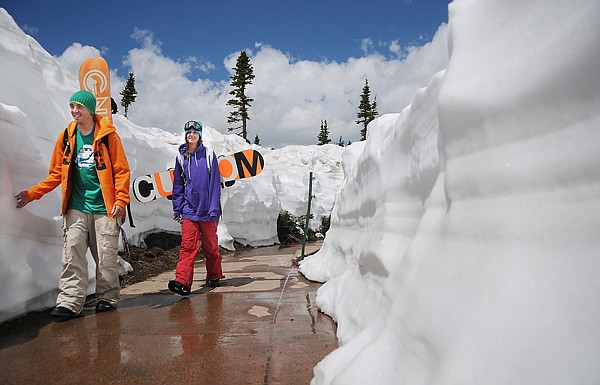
[26,116,130,220]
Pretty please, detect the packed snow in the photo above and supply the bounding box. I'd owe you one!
[2,0,600,383]
[0,8,344,322]
[300,0,600,384]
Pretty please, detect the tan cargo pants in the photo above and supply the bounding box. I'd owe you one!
[57,209,121,313]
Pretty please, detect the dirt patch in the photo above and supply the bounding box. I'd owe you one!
[119,232,182,287]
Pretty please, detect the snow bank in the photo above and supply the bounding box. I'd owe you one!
[300,0,600,383]
[0,8,344,322]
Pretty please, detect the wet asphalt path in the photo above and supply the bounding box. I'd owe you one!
[0,242,337,385]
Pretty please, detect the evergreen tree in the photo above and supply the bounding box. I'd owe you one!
[317,119,331,145]
[120,71,137,118]
[370,95,379,123]
[356,79,378,141]
[227,51,255,141]
[338,135,345,147]
[253,134,261,146]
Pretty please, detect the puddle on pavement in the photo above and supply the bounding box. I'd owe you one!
[248,305,271,318]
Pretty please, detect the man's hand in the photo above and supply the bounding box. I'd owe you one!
[111,204,126,218]
[15,191,30,209]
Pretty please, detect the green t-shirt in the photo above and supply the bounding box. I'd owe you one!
[67,127,107,214]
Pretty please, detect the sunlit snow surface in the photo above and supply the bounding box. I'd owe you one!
[2,0,600,382]
[300,0,600,383]
[0,8,343,322]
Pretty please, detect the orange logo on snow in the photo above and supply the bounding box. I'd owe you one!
[132,150,265,202]
[218,150,264,185]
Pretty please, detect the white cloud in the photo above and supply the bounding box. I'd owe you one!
[359,38,374,55]
[131,28,161,52]
[57,43,102,76]
[22,24,38,35]
[57,24,448,148]
[389,39,402,56]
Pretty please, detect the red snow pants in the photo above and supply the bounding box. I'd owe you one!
[175,219,223,289]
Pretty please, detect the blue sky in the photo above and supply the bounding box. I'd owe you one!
[3,1,451,147]
[5,0,450,82]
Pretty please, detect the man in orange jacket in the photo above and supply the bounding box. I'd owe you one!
[15,90,130,319]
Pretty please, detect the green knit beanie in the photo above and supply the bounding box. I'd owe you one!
[69,90,96,115]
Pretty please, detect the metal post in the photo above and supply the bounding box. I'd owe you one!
[301,171,313,260]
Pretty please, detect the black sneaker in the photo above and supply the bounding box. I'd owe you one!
[208,279,221,288]
[96,300,116,313]
[168,280,191,296]
[50,306,79,319]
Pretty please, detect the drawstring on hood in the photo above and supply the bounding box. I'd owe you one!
[179,143,205,183]
[188,150,199,181]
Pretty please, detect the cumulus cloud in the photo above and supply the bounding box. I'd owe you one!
[57,43,103,76]
[57,24,448,148]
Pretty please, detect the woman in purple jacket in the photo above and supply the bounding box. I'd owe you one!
[169,120,223,295]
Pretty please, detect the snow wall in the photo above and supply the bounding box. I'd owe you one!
[300,0,600,383]
[0,8,344,323]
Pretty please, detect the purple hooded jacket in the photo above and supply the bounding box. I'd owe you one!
[172,143,221,222]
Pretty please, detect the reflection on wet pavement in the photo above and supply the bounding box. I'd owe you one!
[0,242,337,385]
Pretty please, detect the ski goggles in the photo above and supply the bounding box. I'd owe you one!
[184,120,203,136]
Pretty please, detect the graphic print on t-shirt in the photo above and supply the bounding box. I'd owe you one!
[76,144,95,170]
[68,128,106,214]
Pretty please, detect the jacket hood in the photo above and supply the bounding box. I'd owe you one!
[94,115,116,139]
[178,142,205,155]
